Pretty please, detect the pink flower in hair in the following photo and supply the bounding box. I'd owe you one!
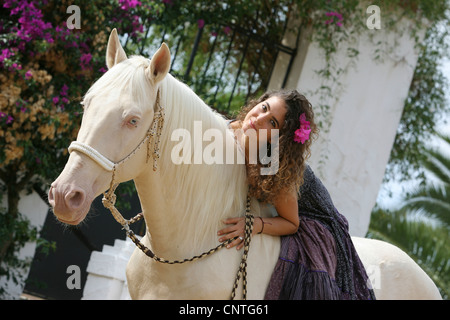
[294,113,311,144]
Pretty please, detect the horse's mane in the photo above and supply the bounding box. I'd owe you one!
[157,70,248,249]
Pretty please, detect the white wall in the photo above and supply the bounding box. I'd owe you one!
[273,21,423,236]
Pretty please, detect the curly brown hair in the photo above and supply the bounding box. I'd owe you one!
[235,89,318,204]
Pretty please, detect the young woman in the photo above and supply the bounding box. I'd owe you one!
[218,89,375,300]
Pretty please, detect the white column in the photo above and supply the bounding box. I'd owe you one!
[274,18,424,236]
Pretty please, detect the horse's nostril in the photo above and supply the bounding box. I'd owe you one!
[65,189,86,210]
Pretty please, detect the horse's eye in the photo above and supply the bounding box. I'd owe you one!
[127,118,139,128]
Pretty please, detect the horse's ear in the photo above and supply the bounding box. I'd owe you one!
[147,43,171,84]
[106,28,127,69]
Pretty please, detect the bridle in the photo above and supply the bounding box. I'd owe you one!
[67,89,254,299]
[68,91,165,173]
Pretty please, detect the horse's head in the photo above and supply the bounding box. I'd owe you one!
[49,29,171,225]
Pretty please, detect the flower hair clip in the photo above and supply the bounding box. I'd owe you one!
[294,113,311,144]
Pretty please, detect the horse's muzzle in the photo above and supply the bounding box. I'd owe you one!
[48,183,89,225]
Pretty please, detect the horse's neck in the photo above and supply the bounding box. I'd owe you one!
[134,76,248,258]
[134,156,247,259]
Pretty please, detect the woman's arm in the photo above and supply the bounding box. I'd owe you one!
[218,189,299,250]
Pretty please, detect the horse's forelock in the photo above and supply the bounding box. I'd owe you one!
[83,56,153,110]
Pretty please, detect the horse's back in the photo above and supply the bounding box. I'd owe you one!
[352,237,442,300]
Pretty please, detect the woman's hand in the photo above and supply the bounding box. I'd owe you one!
[217,217,246,250]
[217,217,262,250]
[217,218,250,250]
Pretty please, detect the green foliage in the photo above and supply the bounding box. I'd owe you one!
[401,133,450,229]
[369,132,450,299]
[0,201,37,298]
[0,199,56,298]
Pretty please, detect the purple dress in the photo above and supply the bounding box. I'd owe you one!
[264,165,376,300]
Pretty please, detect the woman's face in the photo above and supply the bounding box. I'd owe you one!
[242,95,286,144]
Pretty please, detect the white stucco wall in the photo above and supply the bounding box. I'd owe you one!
[272,20,423,236]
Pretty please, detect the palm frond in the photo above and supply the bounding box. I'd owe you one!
[401,184,450,228]
[436,132,450,146]
[423,147,450,182]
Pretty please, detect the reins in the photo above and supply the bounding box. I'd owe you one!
[102,188,254,299]
[69,90,255,300]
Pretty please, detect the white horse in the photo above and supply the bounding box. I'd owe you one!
[49,29,442,300]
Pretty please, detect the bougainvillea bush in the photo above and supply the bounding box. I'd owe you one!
[0,0,160,184]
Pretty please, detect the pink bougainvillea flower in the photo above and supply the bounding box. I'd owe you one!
[60,84,69,96]
[293,113,311,144]
[324,11,343,27]
[81,53,92,64]
[119,0,141,10]
[80,53,92,70]
[0,48,13,62]
[9,63,22,71]
[223,26,232,35]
